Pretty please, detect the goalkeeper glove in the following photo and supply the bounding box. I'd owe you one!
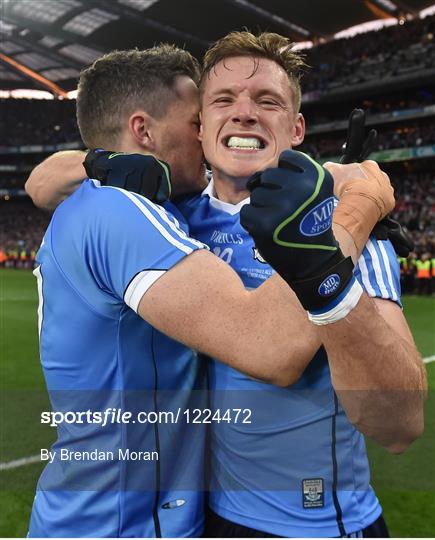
[340,108,414,257]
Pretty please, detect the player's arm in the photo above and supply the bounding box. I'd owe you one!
[321,293,427,454]
[26,150,172,210]
[320,199,427,452]
[25,150,87,210]
[136,203,377,389]
[87,186,319,388]
[138,249,320,387]
[240,150,426,453]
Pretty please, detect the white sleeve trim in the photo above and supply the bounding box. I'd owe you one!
[124,270,166,313]
[377,240,399,302]
[366,239,389,298]
[101,185,204,253]
[33,265,44,338]
[357,252,376,297]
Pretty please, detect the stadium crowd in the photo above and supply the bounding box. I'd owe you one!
[0,98,80,146]
[0,16,434,295]
[1,167,434,295]
[391,171,435,295]
[1,94,433,149]
[0,200,49,269]
[303,14,435,93]
[300,119,435,159]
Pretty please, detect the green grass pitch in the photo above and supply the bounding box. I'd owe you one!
[0,269,434,537]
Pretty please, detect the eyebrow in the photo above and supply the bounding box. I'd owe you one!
[207,87,238,98]
[255,89,288,102]
[208,87,287,104]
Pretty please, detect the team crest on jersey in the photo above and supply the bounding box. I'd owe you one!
[302,478,324,508]
[253,247,267,264]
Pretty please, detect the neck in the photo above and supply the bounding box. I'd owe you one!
[117,132,148,155]
[211,170,250,204]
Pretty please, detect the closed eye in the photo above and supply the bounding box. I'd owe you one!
[213,97,233,104]
[259,99,279,106]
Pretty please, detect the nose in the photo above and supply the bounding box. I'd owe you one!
[231,98,258,126]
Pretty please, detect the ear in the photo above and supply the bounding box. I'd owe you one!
[198,110,203,142]
[290,113,305,148]
[128,111,156,152]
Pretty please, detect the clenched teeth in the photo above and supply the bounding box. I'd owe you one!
[227,136,263,149]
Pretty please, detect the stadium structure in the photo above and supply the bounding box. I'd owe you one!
[0,0,434,282]
[0,0,434,537]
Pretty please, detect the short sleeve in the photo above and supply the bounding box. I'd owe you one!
[354,237,402,307]
[83,186,206,312]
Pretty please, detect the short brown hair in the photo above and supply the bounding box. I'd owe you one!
[201,31,306,111]
[77,45,200,148]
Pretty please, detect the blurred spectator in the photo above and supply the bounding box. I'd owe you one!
[300,119,435,159]
[0,200,49,269]
[415,252,432,295]
[0,98,81,146]
[392,169,434,295]
[0,16,434,295]
[303,89,435,125]
[303,15,435,93]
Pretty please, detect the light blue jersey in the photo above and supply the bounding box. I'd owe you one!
[177,178,401,538]
[29,180,207,538]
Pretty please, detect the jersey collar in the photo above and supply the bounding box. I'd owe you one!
[201,177,250,216]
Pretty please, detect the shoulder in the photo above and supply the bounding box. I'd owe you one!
[85,181,182,229]
[174,193,204,221]
[53,180,200,250]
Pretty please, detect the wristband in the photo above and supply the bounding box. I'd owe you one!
[308,276,363,325]
[280,254,355,311]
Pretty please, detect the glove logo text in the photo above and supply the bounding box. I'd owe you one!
[318,274,341,297]
[299,197,334,237]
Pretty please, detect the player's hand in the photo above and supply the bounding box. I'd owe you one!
[340,108,377,164]
[339,108,414,257]
[323,160,395,221]
[240,150,354,311]
[84,149,171,203]
[370,216,414,257]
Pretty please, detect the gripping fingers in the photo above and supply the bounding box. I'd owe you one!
[278,149,313,173]
[240,203,270,235]
[250,185,283,208]
[246,171,263,192]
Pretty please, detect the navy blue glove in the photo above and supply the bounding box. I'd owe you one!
[84,149,171,203]
[240,150,354,311]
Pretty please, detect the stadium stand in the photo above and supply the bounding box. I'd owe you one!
[0,199,48,269]
[302,14,435,94]
[300,117,435,158]
[0,15,434,293]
